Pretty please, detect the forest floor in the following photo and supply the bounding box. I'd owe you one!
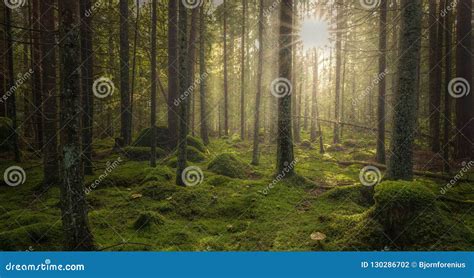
[0,128,473,251]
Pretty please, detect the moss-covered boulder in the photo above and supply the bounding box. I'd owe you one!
[187,146,206,162]
[133,126,171,149]
[187,135,206,152]
[122,146,166,161]
[208,153,251,179]
[133,212,165,230]
[0,117,13,152]
[0,223,63,251]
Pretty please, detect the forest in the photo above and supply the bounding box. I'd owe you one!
[0,0,473,251]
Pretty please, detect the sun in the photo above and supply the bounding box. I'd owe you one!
[299,17,331,51]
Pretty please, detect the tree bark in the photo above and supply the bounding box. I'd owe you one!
[31,0,43,149]
[168,0,179,148]
[223,0,229,136]
[387,0,422,180]
[333,1,342,144]
[252,0,264,166]
[442,0,452,173]
[150,0,157,167]
[240,0,247,140]
[376,0,387,164]
[119,0,132,145]
[58,0,94,250]
[310,50,318,142]
[276,0,295,175]
[199,5,210,145]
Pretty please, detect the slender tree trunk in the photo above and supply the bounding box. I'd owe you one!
[150,0,157,167]
[130,0,140,135]
[310,50,318,142]
[428,0,442,152]
[276,0,295,175]
[58,0,94,250]
[168,0,179,148]
[455,0,473,159]
[442,0,452,173]
[119,0,132,145]
[387,0,422,180]
[199,5,210,145]
[176,2,189,186]
[223,0,229,136]
[252,0,264,166]
[80,0,94,175]
[5,7,20,162]
[376,0,387,164]
[187,9,198,128]
[240,0,247,140]
[333,1,342,144]
[40,0,59,186]
[31,0,43,149]
[0,3,5,117]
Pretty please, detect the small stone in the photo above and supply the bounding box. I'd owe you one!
[310,232,326,241]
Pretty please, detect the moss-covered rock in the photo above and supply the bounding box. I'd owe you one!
[187,146,206,162]
[187,136,206,152]
[208,153,251,179]
[133,126,171,149]
[143,166,174,183]
[141,183,180,201]
[300,140,313,149]
[122,146,166,161]
[0,223,63,251]
[0,117,13,152]
[207,175,232,186]
[133,212,165,230]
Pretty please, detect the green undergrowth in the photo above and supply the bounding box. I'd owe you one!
[0,131,472,251]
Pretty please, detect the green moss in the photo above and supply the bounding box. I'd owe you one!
[187,146,206,162]
[187,136,206,152]
[208,153,251,179]
[207,175,232,186]
[133,126,170,149]
[122,146,166,161]
[133,212,165,231]
[143,166,174,183]
[0,223,63,251]
[141,183,180,200]
[300,140,313,149]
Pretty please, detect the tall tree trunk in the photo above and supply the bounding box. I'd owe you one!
[80,0,94,175]
[168,0,179,148]
[455,0,473,159]
[119,0,132,145]
[176,2,189,186]
[310,50,318,142]
[5,6,20,162]
[428,0,442,152]
[187,9,198,128]
[0,3,5,117]
[376,0,387,164]
[223,0,229,136]
[387,0,422,180]
[31,0,43,149]
[252,0,264,166]
[58,0,94,250]
[130,0,140,135]
[240,0,246,140]
[150,0,157,168]
[442,0,452,173]
[40,0,59,186]
[333,1,342,144]
[276,0,295,175]
[199,5,210,145]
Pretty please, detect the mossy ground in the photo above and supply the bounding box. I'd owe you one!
[0,128,472,251]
